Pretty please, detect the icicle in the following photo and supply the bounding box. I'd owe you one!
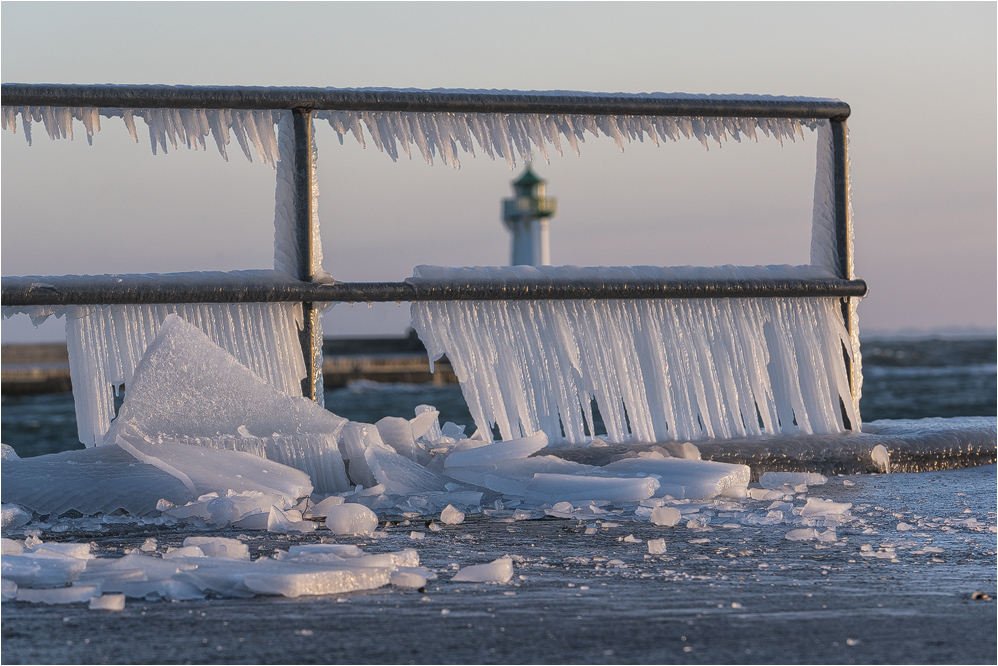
[60,302,309,447]
[411,265,858,446]
[3,92,834,169]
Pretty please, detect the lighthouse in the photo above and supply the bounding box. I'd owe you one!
[502,164,557,266]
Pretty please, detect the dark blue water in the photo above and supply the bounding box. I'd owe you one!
[3,337,994,459]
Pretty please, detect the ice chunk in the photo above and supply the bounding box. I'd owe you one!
[525,474,659,504]
[594,458,750,500]
[760,472,827,489]
[1,444,19,460]
[107,315,348,494]
[183,537,250,560]
[452,557,513,584]
[650,506,682,527]
[17,585,98,605]
[2,445,194,517]
[2,579,16,601]
[2,538,24,555]
[89,594,126,610]
[163,547,206,560]
[410,406,441,441]
[440,505,465,525]
[391,571,427,589]
[800,498,852,518]
[364,439,450,496]
[303,495,344,519]
[444,433,548,468]
[205,491,290,527]
[785,528,817,541]
[242,563,391,598]
[325,504,378,535]
[376,417,428,464]
[647,539,667,554]
[443,456,594,496]
[871,444,890,473]
[1,504,31,530]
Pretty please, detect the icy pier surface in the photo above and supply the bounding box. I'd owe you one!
[2,465,995,665]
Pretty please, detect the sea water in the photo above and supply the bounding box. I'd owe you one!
[1,337,994,459]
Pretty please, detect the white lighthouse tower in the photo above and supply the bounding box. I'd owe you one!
[502,164,557,266]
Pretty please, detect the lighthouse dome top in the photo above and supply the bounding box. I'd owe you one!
[513,164,544,190]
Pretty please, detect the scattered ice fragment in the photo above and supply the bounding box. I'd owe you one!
[2,538,24,555]
[391,571,427,589]
[183,537,250,560]
[18,585,99,605]
[871,445,890,473]
[409,531,425,541]
[785,528,818,541]
[452,557,514,584]
[650,507,683,527]
[525,474,659,504]
[647,539,667,555]
[89,594,126,611]
[2,504,32,530]
[896,522,913,531]
[2,579,17,601]
[623,534,641,543]
[139,538,157,553]
[801,498,852,518]
[760,472,827,489]
[376,417,427,464]
[303,495,344,520]
[410,407,441,441]
[595,458,749,500]
[325,504,378,536]
[163,546,205,559]
[440,505,465,525]
[444,433,548,468]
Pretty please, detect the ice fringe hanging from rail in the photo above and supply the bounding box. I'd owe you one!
[0,112,325,445]
[411,266,860,446]
[1,93,825,169]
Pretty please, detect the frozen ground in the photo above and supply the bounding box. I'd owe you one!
[3,464,994,665]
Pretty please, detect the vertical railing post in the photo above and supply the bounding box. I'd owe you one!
[831,117,859,416]
[292,107,321,401]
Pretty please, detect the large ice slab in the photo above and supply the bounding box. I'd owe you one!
[106,315,349,494]
[7,536,424,603]
[2,428,312,518]
[594,457,751,500]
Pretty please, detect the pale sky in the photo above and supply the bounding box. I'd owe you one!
[2,1,995,342]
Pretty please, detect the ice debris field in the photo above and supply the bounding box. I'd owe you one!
[3,315,996,609]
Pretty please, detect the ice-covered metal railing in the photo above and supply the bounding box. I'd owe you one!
[2,272,868,305]
[0,84,859,404]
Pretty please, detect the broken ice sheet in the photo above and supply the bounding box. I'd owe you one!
[593,457,751,500]
[105,315,349,494]
[8,536,425,603]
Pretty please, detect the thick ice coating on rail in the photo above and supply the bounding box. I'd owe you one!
[411,265,859,446]
[2,91,830,168]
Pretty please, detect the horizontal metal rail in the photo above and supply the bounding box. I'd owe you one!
[1,273,868,307]
[1,84,850,119]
